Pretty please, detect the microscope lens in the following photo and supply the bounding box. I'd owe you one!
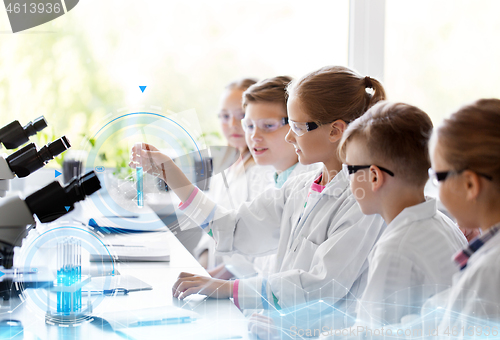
[38,136,71,162]
[31,116,48,133]
[48,136,71,157]
[23,116,48,137]
[79,171,101,196]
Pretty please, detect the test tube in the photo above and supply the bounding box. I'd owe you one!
[62,240,70,314]
[56,237,82,314]
[136,166,144,208]
[57,241,62,313]
[77,240,81,310]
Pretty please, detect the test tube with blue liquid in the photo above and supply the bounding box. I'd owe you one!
[56,238,82,314]
[136,166,144,208]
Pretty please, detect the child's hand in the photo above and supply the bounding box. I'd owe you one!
[129,143,172,180]
[172,272,233,300]
[248,313,279,340]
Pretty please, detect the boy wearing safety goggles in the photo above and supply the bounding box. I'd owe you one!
[241,76,320,191]
[339,101,467,327]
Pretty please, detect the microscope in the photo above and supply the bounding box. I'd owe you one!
[0,117,103,300]
[0,171,101,268]
[0,116,70,197]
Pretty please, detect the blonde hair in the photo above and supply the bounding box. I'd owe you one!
[286,66,386,124]
[436,98,500,188]
[225,78,258,92]
[339,101,433,187]
[242,76,293,111]
[222,78,258,170]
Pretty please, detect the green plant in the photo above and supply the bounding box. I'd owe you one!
[83,134,132,180]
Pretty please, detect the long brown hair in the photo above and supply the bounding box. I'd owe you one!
[286,66,386,124]
[436,98,500,188]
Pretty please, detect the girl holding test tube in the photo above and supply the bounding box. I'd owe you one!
[130,66,386,329]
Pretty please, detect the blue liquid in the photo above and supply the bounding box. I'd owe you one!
[57,269,63,312]
[77,265,81,310]
[56,265,82,314]
[136,166,144,207]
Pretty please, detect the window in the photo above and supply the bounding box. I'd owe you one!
[384,0,500,123]
[0,0,349,145]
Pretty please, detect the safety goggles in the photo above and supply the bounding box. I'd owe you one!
[217,110,245,124]
[428,168,493,186]
[288,119,320,137]
[342,164,395,179]
[241,117,288,133]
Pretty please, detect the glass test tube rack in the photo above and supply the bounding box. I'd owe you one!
[45,238,93,325]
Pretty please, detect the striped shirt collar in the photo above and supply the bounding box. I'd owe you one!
[454,222,500,270]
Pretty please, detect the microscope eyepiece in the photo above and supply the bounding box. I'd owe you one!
[25,171,101,223]
[23,116,48,139]
[38,136,71,163]
[0,116,47,149]
[6,136,71,178]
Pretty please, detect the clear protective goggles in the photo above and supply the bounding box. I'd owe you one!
[288,119,320,136]
[241,117,288,133]
[217,110,245,124]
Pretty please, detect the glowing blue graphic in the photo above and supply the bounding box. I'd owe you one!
[136,166,144,208]
[19,224,114,321]
[84,112,204,230]
[139,86,147,93]
[89,112,204,175]
[56,238,82,314]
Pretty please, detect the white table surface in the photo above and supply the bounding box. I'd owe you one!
[2,210,249,340]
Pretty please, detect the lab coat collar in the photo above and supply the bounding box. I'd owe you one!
[305,168,349,198]
[386,198,437,233]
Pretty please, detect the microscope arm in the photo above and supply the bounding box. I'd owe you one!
[0,171,101,269]
[0,157,15,198]
[0,157,15,180]
[0,196,35,268]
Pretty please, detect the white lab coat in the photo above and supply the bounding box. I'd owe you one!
[356,198,467,327]
[179,169,386,328]
[421,230,500,337]
[225,162,322,278]
[193,152,275,268]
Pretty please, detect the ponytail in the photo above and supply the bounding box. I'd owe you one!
[363,76,386,113]
[287,66,386,124]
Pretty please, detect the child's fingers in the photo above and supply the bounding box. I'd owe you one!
[172,275,201,297]
[172,280,197,298]
[178,272,196,278]
[178,287,201,300]
[172,276,190,296]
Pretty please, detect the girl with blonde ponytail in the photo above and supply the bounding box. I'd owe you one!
[131,66,387,330]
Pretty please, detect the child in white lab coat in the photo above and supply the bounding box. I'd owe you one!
[215,76,320,280]
[421,98,500,335]
[130,66,386,329]
[193,77,275,270]
[338,101,467,327]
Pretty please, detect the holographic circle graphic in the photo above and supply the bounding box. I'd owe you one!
[82,111,204,231]
[16,222,116,324]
